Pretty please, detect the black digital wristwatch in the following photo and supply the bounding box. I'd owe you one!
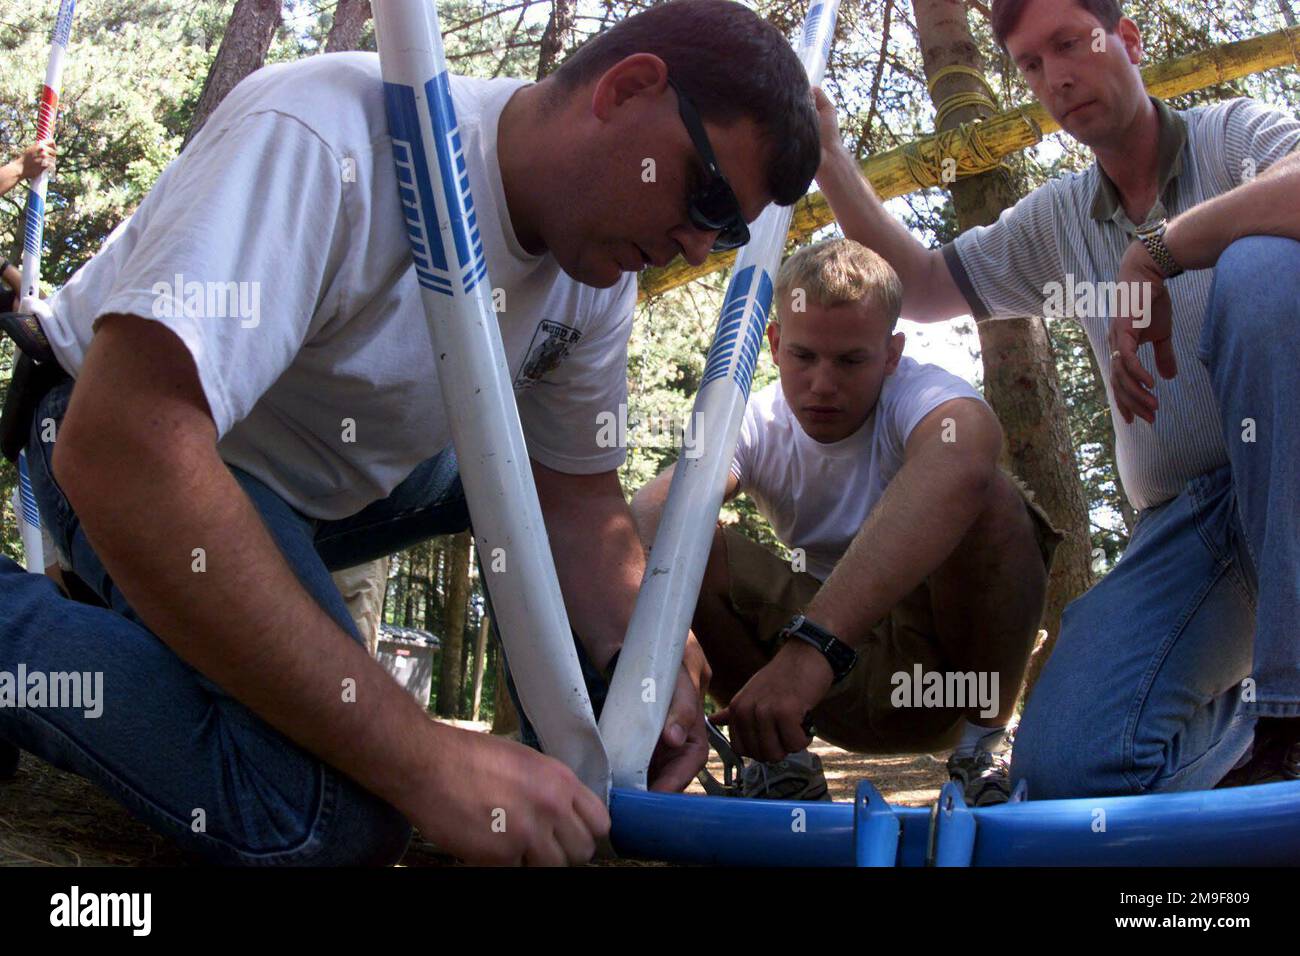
[779,614,858,684]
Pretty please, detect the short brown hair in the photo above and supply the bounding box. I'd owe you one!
[991,0,1123,49]
[774,239,903,331]
[551,0,820,207]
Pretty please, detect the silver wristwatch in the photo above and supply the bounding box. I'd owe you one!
[1136,219,1184,279]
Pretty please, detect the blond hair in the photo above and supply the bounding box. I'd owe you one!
[774,238,903,328]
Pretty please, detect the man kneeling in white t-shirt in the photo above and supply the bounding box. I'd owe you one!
[632,239,1060,804]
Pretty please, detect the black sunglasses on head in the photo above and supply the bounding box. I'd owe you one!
[666,77,751,252]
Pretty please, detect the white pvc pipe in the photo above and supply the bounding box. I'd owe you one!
[14,451,45,572]
[19,0,75,334]
[13,0,75,577]
[372,0,609,798]
[600,0,842,790]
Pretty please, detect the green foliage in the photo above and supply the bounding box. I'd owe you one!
[0,0,226,562]
[0,1,225,279]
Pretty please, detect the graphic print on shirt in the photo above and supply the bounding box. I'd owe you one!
[514,319,582,389]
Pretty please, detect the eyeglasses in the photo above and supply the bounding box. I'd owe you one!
[666,77,751,252]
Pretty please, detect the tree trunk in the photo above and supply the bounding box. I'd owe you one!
[435,531,472,718]
[912,0,1094,696]
[432,541,441,629]
[402,550,414,627]
[536,0,575,81]
[183,0,282,149]
[470,611,491,721]
[491,646,520,735]
[460,614,474,704]
[324,0,372,53]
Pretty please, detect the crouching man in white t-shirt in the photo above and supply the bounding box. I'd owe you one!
[632,239,1060,804]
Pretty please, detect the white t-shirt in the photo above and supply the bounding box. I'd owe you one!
[730,357,986,581]
[40,53,637,519]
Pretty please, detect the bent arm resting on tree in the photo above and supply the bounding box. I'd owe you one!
[533,460,711,791]
[55,314,608,865]
[814,89,969,323]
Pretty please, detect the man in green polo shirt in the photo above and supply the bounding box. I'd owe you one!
[813,0,1300,797]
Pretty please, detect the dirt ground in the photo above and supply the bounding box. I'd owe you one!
[0,729,950,867]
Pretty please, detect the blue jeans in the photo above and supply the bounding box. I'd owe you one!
[1013,236,1300,798]
[0,379,470,864]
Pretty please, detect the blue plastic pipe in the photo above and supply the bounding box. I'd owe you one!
[609,789,860,866]
[609,780,1300,866]
[970,780,1300,866]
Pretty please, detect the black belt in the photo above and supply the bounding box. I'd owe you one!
[1,310,70,464]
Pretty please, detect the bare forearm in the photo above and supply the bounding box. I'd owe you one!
[539,472,645,670]
[0,160,21,198]
[816,147,966,322]
[807,452,993,645]
[628,468,674,550]
[1167,151,1300,271]
[2,263,20,294]
[57,439,448,819]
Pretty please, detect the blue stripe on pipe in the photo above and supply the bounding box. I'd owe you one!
[383,81,454,295]
[19,488,40,527]
[18,453,41,528]
[24,191,44,256]
[426,73,487,294]
[802,3,823,48]
[609,780,1300,866]
[700,266,755,389]
[415,270,453,295]
[731,268,771,400]
[53,0,76,46]
[699,266,771,401]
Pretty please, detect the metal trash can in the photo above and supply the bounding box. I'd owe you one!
[376,625,440,708]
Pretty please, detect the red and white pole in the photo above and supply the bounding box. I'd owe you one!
[19,0,76,319]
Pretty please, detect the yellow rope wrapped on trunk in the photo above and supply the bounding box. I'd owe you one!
[927,63,1001,128]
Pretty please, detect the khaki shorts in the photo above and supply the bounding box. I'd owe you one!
[721,475,1061,755]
